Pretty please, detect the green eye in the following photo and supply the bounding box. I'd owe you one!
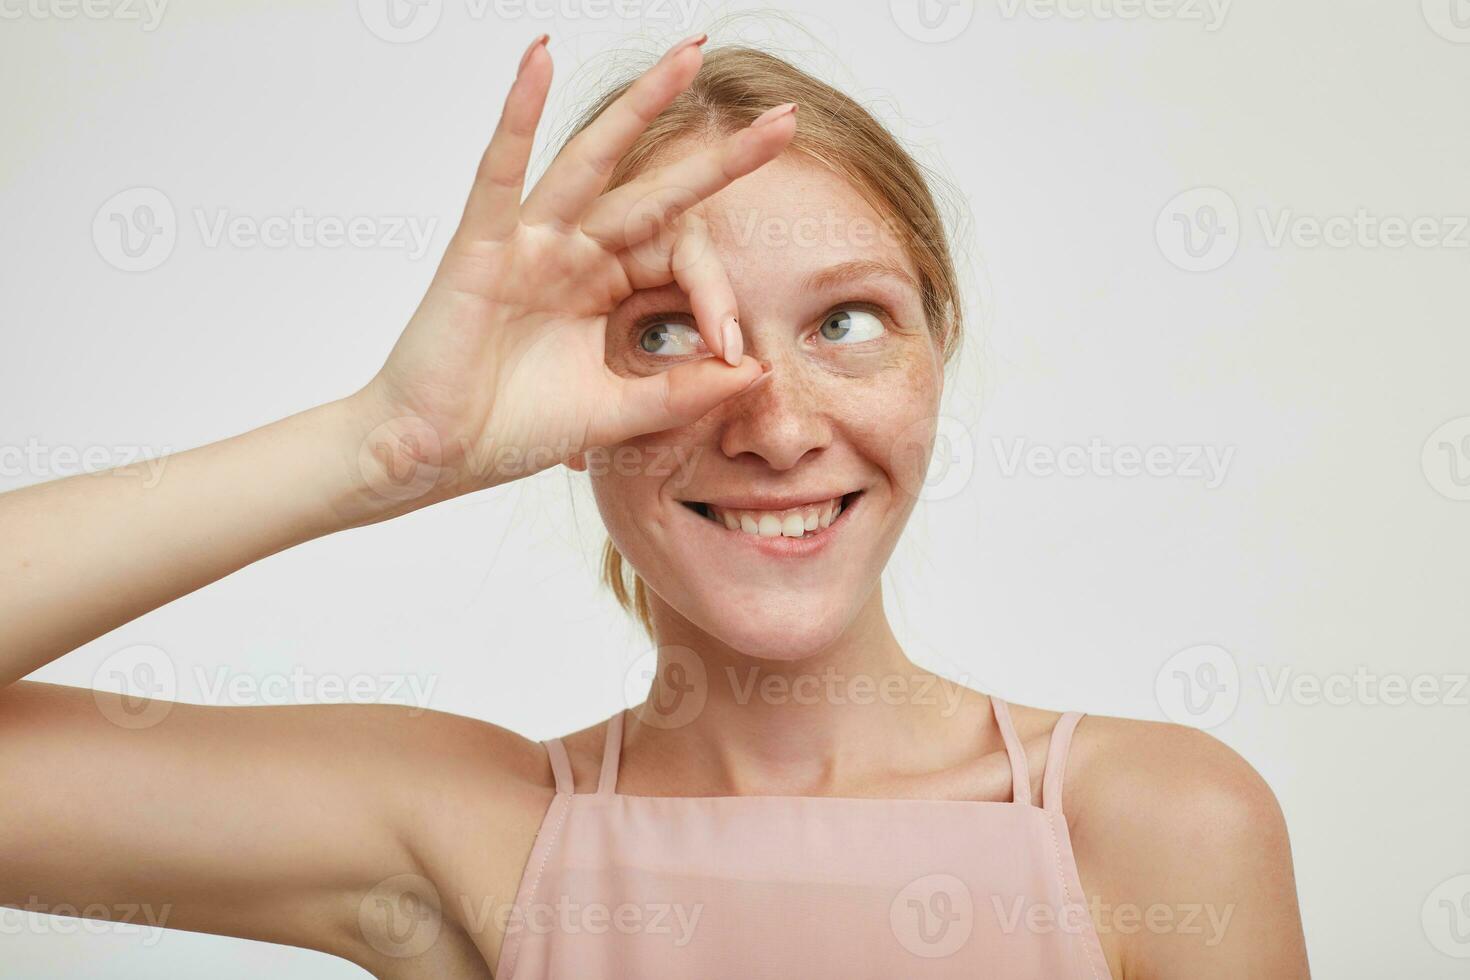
[639,321,702,356]
[818,309,885,344]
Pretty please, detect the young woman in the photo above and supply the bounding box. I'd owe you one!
[0,34,1310,979]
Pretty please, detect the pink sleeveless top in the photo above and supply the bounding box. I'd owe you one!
[495,698,1112,979]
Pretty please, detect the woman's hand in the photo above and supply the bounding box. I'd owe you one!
[349,33,796,515]
[0,32,795,682]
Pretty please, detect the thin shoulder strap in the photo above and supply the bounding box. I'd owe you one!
[990,696,1032,807]
[1041,711,1085,814]
[595,708,625,796]
[543,737,574,795]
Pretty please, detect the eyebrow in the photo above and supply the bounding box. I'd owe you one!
[800,259,920,294]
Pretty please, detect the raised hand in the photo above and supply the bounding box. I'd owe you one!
[353,33,797,510]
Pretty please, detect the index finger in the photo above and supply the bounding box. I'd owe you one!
[580,102,798,251]
[617,210,740,365]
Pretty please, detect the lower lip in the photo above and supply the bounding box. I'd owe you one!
[681,494,861,559]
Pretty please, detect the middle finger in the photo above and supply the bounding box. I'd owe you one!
[519,33,708,229]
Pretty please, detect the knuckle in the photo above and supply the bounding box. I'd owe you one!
[576,143,620,179]
[477,163,525,192]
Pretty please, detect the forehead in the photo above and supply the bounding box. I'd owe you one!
[665,148,919,291]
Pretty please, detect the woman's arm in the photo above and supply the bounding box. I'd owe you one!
[0,682,543,972]
[0,398,539,969]
[1069,719,1312,979]
[3,34,788,693]
[0,32,796,967]
[0,397,388,688]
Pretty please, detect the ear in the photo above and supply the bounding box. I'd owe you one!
[564,451,589,473]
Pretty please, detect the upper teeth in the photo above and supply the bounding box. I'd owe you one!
[705,497,845,538]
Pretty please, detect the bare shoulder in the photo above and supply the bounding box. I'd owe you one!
[358,702,553,791]
[541,711,621,793]
[1063,714,1283,837]
[1054,712,1310,978]
[357,702,558,845]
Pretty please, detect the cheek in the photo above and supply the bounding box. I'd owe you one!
[589,464,666,594]
[587,429,709,547]
[817,342,943,497]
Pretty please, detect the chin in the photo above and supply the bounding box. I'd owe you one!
[670,587,862,663]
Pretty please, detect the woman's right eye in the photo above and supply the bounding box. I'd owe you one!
[638,320,703,357]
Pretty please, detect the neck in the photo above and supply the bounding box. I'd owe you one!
[632,586,982,796]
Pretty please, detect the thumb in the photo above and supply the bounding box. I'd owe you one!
[606,356,769,442]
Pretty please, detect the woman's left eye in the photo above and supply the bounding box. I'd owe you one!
[637,320,703,357]
[817,309,885,345]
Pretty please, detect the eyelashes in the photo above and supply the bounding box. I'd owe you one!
[635,319,705,357]
[627,299,901,360]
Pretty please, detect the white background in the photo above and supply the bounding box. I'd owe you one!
[3,0,1469,976]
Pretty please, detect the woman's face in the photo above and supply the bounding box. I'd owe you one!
[588,151,944,661]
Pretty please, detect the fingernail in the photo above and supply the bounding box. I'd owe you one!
[740,360,773,392]
[666,33,708,58]
[517,34,549,76]
[721,317,742,367]
[750,102,797,128]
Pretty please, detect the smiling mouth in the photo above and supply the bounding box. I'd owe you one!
[680,492,863,540]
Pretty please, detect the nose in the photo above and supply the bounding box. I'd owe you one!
[717,358,833,471]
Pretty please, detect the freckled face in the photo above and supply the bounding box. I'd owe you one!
[590,152,944,661]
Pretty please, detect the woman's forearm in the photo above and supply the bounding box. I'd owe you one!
[0,33,783,692]
[0,395,398,687]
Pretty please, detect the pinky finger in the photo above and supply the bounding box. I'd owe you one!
[619,212,741,365]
